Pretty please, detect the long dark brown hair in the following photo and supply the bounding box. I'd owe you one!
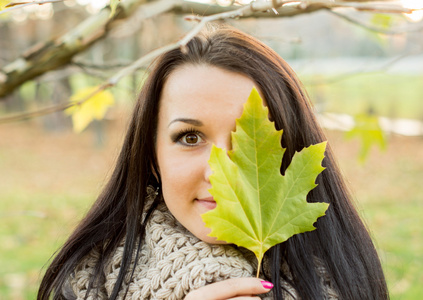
[38,25,389,300]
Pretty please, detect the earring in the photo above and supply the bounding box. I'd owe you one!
[146,185,159,200]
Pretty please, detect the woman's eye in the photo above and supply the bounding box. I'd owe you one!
[181,133,202,146]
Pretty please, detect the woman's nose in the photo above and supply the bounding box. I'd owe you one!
[214,134,233,153]
[204,163,213,183]
[204,135,232,183]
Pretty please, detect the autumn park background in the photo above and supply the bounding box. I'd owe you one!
[0,0,422,299]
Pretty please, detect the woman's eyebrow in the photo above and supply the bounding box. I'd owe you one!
[168,118,203,128]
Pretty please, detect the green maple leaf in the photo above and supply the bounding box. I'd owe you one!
[201,88,329,277]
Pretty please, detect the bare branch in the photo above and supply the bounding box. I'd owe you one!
[0,84,109,124]
[304,51,421,86]
[175,0,412,18]
[328,9,423,35]
[180,0,412,46]
[73,64,110,80]
[72,60,134,70]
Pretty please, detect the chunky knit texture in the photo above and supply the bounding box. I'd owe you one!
[66,200,336,299]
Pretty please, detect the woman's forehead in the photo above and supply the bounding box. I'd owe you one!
[159,65,257,112]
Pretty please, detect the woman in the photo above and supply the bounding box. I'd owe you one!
[38,25,389,300]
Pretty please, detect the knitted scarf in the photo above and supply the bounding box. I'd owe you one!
[66,200,335,299]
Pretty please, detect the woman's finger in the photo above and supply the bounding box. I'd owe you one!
[185,277,273,300]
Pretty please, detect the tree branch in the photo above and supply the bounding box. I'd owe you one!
[72,60,134,70]
[175,0,412,18]
[0,84,111,124]
[304,51,420,86]
[328,9,423,35]
[0,0,179,99]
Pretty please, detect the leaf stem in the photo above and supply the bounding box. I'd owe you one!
[256,257,261,278]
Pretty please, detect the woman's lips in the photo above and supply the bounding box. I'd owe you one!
[196,197,217,210]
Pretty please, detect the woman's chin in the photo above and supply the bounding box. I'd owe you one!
[201,235,228,245]
[193,227,228,244]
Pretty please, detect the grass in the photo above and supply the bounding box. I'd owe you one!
[0,120,124,299]
[0,193,91,299]
[0,72,422,299]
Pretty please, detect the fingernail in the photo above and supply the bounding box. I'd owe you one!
[261,281,274,289]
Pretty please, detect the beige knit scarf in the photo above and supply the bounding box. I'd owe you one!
[67,199,337,299]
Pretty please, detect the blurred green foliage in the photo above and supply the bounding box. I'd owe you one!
[303,73,423,119]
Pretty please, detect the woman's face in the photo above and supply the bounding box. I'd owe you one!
[156,64,256,243]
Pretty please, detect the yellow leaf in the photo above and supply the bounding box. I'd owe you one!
[0,0,11,11]
[66,86,114,133]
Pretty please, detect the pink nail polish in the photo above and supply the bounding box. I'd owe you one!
[261,281,274,289]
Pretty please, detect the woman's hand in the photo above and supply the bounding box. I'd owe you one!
[184,278,273,300]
